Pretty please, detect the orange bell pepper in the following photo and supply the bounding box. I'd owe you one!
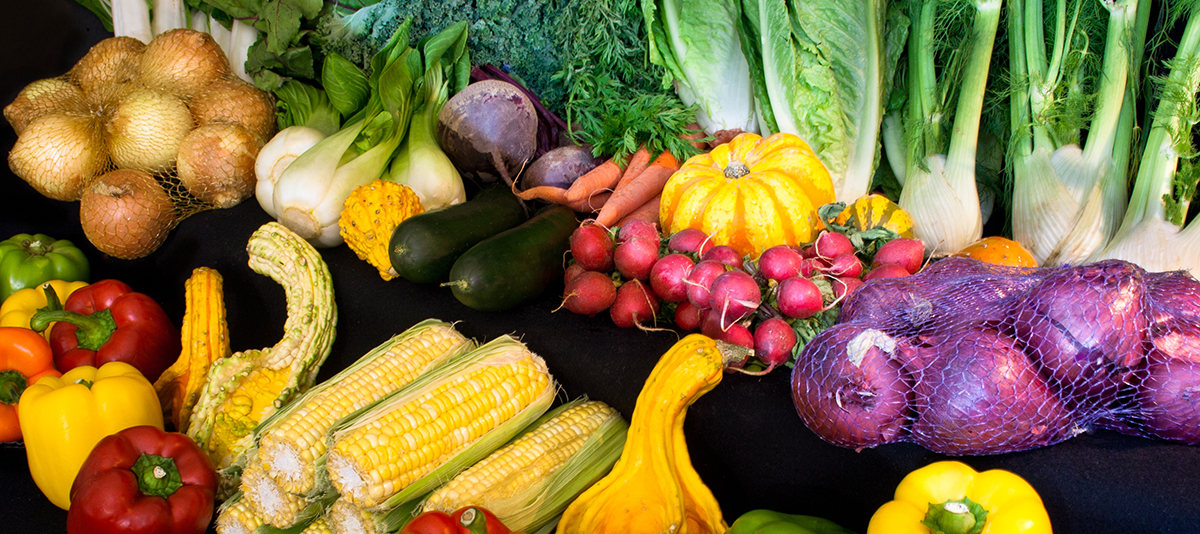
[0,326,61,441]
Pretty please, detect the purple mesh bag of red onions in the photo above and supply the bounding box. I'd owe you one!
[790,257,1200,455]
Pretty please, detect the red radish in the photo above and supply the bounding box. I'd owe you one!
[813,231,853,259]
[777,276,824,319]
[752,317,798,373]
[564,263,587,288]
[863,263,911,281]
[832,276,864,301]
[649,253,695,302]
[824,252,863,278]
[707,270,762,327]
[685,260,728,309]
[667,228,713,256]
[800,257,826,278]
[610,279,660,328]
[718,323,755,350]
[569,222,615,271]
[873,238,925,274]
[799,244,816,258]
[702,245,743,270]
[674,301,702,331]
[613,236,660,281]
[561,270,617,317]
[617,218,659,243]
[758,245,805,281]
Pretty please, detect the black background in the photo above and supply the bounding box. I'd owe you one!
[2,2,1200,533]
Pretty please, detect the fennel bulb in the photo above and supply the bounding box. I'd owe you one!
[1008,0,1144,266]
[386,67,465,210]
[740,0,907,203]
[1090,0,1200,277]
[885,0,1002,254]
[642,0,758,135]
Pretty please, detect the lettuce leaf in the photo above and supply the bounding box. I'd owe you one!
[643,0,758,135]
[741,0,907,202]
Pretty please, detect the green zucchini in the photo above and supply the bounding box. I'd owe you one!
[389,186,528,283]
[445,205,578,311]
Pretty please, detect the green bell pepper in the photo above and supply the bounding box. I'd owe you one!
[727,509,858,534]
[0,234,89,302]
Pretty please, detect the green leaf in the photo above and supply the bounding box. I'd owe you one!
[245,38,316,80]
[323,53,371,119]
[259,0,322,55]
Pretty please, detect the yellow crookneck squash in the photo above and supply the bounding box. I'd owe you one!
[558,334,748,534]
[659,132,836,259]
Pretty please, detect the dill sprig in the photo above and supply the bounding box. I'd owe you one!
[551,0,705,164]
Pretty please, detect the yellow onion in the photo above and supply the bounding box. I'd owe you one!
[69,36,147,95]
[188,78,278,143]
[177,122,262,208]
[8,112,109,201]
[3,78,86,135]
[137,28,230,99]
[80,169,178,259]
[104,87,193,173]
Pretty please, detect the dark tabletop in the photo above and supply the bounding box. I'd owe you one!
[3,2,1199,533]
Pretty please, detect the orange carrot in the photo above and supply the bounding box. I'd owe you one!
[595,153,679,227]
[611,146,652,193]
[564,157,624,204]
[613,194,661,229]
[513,183,569,205]
[566,191,613,213]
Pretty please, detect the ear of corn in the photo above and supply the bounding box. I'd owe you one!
[155,266,232,432]
[328,496,388,534]
[320,336,556,512]
[415,397,628,534]
[215,493,266,534]
[188,222,337,492]
[254,320,473,496]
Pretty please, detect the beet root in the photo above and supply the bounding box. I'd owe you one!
[437,80,538,186]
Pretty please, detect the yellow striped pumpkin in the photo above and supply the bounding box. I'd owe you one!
[658,132,835,259]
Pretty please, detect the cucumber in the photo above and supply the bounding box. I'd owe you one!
[445,205,579,311]
[389,186,527,283]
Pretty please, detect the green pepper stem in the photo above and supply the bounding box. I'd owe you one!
[132,453,183,499]
[28,307,116,351]
[921,497,988,534]
[459,508,491,534]
[0,370,28,405]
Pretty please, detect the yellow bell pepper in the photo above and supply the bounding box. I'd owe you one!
[17,361,164,510]
[868,461,1052,534]
[0,280,88,340]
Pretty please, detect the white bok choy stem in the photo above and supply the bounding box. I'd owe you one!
[228,20,259,83]
[892,0,1002,255]
[152,0,189,36]
[1090,0,1200,277]
[1008,0,1143,267]
[112,0,152,43]
[386,65,466,210]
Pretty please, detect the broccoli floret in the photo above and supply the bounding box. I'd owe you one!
[315,0,567,114]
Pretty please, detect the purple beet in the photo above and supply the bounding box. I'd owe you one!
[1136,319,1200,444]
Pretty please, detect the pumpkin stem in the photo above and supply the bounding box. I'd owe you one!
[724,160,750,179]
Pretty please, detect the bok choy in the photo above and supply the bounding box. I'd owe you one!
[1091,0,1200,277]
[1007,0,1146,266]
[883,0,1003,254]
[741,0,908,202]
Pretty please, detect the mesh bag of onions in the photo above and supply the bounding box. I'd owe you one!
[4,30,276,259]
[790,256,1200,455]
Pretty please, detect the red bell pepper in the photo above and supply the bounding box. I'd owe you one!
[66,425,217,534]
[31,279,180,383]
[401,506,526,534]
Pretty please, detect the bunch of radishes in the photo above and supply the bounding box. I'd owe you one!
[560,219,927,374]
